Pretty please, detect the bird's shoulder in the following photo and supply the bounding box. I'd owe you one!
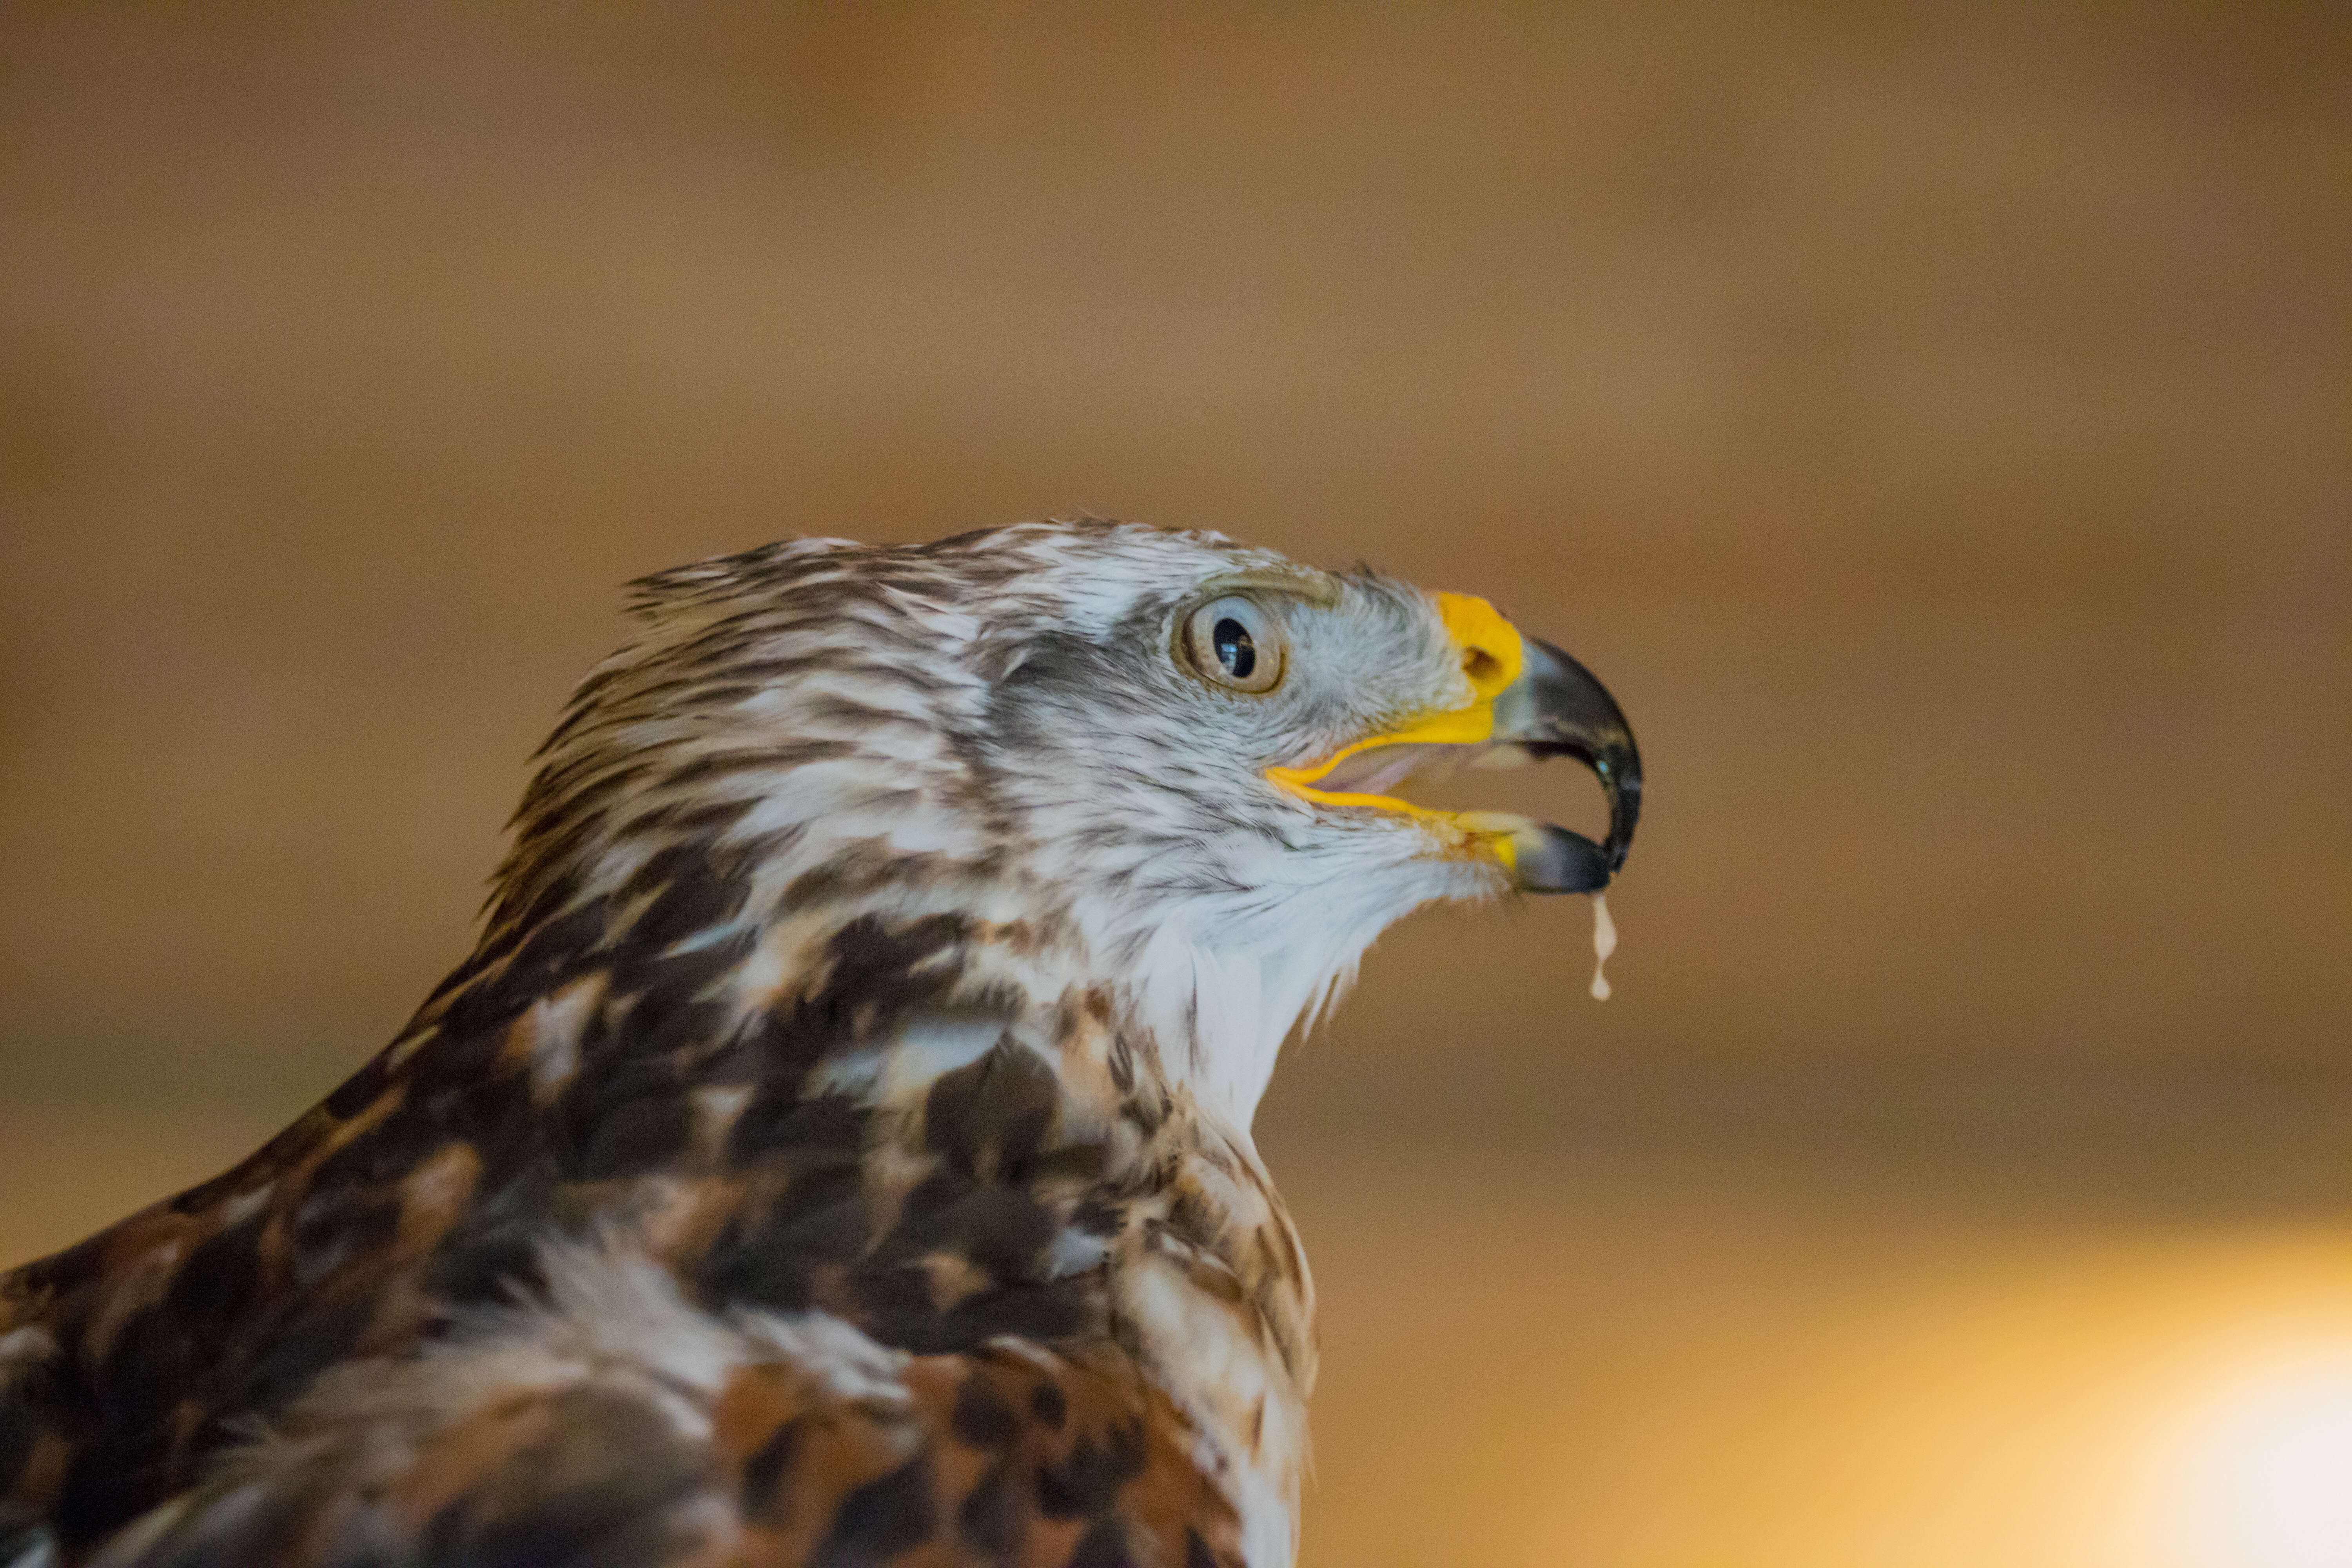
[80,1247,1245,1568]
[2,895,1292,1563]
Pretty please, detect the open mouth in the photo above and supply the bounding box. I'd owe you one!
[1267,597,1642,895]
[1282,738,1534,800]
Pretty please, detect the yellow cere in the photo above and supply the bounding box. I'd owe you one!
[1264,592,1526,835]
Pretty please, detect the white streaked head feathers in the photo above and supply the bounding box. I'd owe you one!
[493,520,1502,1130]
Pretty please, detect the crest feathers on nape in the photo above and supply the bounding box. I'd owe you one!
[622,536,867,619]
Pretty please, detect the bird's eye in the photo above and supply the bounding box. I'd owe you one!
[1180,595,1286,694]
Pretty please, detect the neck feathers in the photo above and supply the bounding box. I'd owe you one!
[418,856,1323,1556]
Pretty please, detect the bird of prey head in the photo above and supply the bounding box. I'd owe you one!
[1,519,1639,1568]
[501,520,1639,1125]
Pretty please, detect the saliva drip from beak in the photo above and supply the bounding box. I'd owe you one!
[1588,890,1616,1002]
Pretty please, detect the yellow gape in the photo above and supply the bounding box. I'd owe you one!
[1264,592,1526,816]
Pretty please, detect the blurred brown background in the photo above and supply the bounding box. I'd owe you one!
[3,6,2348,1564]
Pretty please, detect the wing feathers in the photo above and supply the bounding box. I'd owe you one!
[90,1249,1241,1568]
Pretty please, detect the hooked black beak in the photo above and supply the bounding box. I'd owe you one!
[1488,637,1644,894]
[1263,594,1641,897]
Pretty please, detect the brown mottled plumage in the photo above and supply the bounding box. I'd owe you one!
[0,520,1639,1568]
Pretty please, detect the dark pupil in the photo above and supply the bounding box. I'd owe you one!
[1212,617,1256,679]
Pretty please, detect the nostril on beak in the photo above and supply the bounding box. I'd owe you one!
[1433,592,1526,703]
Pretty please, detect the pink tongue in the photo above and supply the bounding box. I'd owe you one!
[1316,743,1460,795]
